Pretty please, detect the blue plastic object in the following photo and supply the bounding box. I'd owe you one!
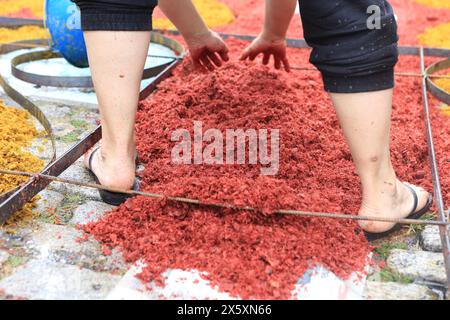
[45,0,89,68]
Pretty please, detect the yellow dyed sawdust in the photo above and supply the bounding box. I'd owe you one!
[434,78,450,94]
[1,0,233,32]
[0,100,44,229]
[4,200,40,233]
[0,102,44,195]
[419,22,450,98]
[0,26,48,44]
[414,0,450,9]
[154,0,234,30]
[418,22,450,108]
[418,22,450,49]
[438,103,450,116]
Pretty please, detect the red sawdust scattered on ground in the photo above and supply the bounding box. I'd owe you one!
[83,38,450,299]
[4,8,38,19]
[394,54,450,206]
[390,0,450,45]
[155,0,450,46]
[219,0,449,45]
[216,0,302,37]
[433,114,450,206]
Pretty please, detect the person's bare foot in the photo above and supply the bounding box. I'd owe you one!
[358,179,430,233]
[83,146,135,190]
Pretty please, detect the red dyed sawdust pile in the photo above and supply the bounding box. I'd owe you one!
[83,39,450,299]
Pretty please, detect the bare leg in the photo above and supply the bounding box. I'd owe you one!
[82,31,151,189]
[330,89,430,233]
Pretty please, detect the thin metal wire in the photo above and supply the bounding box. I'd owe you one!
[0,42,50,50]
[291,65,450,79]
[0,169,446,227]
[0,42,180,61]
[3,41,449,79]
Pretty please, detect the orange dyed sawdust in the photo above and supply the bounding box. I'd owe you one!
[0,26,48,44]
[417,22,450,49]
[414,0,450,9]
[0,100,44,229]
[434,77,450,93]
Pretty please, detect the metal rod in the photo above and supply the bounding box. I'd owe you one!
[0,42,50,50]
[3,39,448,80]
[10,40,449,79]
[0,127,101,224]
[156,29,450,58]
[0,41,179,61]
[291,66,450,80]
[419,47,450,290]
[0,168,446,227]
[0,16,43,27]
[0,57,182,224]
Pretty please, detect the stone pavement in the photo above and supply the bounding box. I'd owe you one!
[0,95,449,300]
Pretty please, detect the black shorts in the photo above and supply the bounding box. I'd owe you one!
[72,0,157,31]
[72,0,399,93]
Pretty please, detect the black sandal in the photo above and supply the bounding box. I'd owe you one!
[364,183,433,241]
[87,146,140,206]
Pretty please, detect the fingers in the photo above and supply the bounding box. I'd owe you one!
[192,40,290,73]
[210,30,229,62]
[190,52,208,72]
[218,45,230,62]
[240,44,260,62]
[274,56,281,70]
[200,54,215,72]
[192,58,206,72]
[242,50,286,72]
[189,54,214,72]
[239,47,250,61]
[191,42,229,72]
[248,50,260,61]
[274,55,291,72]
[207,51,222,67]
[192,51,221,72]
[219,50,230,62]
[282,56,291,72]
[239,48,248,61]
[211,45,230,66]
[240,48,258,61]
[262,53,270,65]
[264,52,291,73]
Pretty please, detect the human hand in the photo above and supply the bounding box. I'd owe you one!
[185,29,229,72]
[240,33,290,72]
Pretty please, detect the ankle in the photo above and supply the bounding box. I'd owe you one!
[100,145,136,165]
[101,133,135,157]
[360,176,400,208]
